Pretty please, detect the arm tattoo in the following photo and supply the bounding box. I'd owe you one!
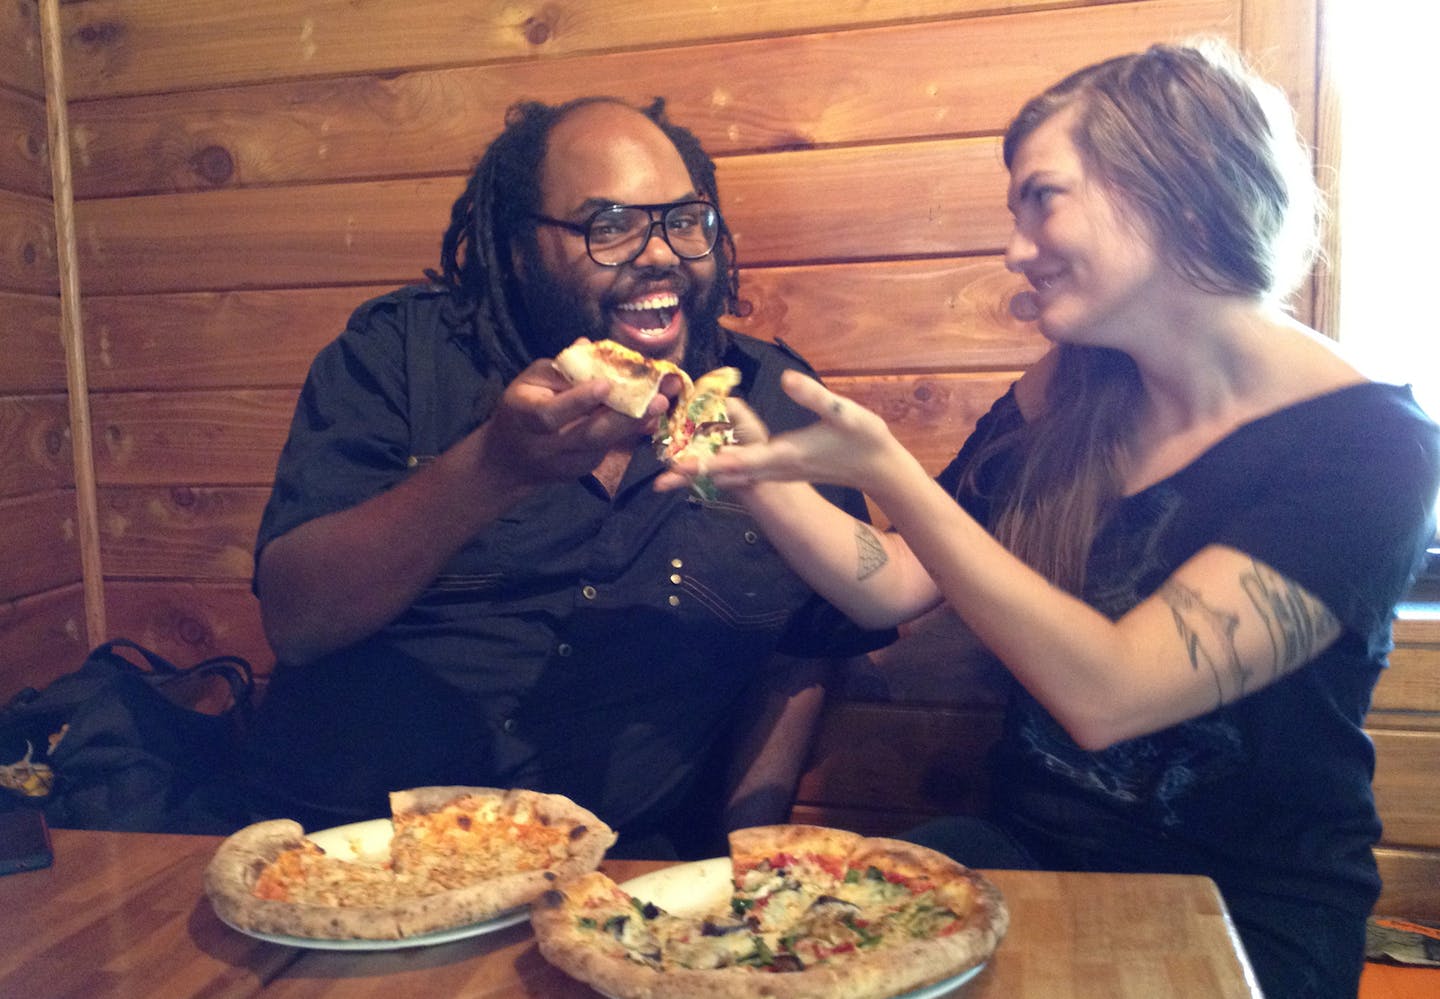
[854,523,888,581]
[1159,559,1337,708]
[1159,579,1246,706]
[1239,560,1336,683]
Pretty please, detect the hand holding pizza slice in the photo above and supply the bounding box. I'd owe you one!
[553,337,742,497]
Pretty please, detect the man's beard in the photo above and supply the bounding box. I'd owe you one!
[514,256,728,374]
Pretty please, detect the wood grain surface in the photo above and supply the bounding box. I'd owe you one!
[0,828,1261,999]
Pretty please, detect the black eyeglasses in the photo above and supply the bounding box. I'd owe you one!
[530,200,721,267]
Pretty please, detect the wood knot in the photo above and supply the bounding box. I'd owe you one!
[523,17,551,45]
[75,20,125,46]
[191,145,235,185]
[178,617,210,646]
[912,384,933,403]
[170,486,197,508]
[22,243,36,265]
[735,299,754,318]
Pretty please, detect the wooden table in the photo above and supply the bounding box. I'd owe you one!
[0,828,1262,998]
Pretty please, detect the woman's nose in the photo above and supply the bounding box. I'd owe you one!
[1004,225,1036,274]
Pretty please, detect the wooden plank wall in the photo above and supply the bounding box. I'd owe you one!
[55,0,1252,667]
[6,0,1436,917]
[0,0,89,698]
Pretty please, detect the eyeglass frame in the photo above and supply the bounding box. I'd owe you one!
[529,200,722,267]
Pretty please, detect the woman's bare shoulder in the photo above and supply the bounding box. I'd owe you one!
[1013,348,1058,420]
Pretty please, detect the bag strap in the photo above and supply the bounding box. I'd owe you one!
[92,639,184,677]
[94,639,254,714]
[185,655,255,713]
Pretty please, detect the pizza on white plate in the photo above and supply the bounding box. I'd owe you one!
[530,824,1008,999]
[204,786,615,941]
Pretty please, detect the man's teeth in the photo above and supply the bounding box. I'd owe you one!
[616,292,679,331]
[617,292,680,312]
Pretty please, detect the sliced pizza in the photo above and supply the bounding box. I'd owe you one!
[531,824,1008,999]
[204,786,615,941]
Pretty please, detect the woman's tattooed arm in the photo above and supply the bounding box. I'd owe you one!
[1159,559,1338,707]
[855,522,889,581]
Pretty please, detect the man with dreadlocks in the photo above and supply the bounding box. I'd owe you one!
[238,97,892,857]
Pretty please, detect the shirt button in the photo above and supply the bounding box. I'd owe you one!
[581,585,597,600]
[669,573,682,585]
[501,717,518,734]
[668,595,681,607]
[670,558,683,569]
[557,643,573,657]
[744,530,759,544]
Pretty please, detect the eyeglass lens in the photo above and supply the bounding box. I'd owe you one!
[587,203,718,264]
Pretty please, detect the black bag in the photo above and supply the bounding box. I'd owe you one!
[0,639,254,833]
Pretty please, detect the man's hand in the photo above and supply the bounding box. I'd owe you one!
[480,359,673,486]
[258,358,678,665]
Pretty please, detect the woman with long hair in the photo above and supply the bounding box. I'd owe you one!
[661,42,1439,998]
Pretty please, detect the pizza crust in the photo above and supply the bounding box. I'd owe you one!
[204,786,616,941]
[204,819,416,940]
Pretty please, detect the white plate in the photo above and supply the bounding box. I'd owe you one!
[609,858,987,998]
[217,818,529,951]
[619,855,734,914]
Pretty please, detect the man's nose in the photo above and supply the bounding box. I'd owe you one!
[631,219,681,267]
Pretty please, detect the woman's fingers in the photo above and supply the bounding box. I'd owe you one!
[779,369,840,417]
[726,398,770,444]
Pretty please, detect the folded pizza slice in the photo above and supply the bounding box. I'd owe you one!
[655,366,741,499]
[553,337,684,418]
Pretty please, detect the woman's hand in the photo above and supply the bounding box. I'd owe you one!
[657,369,903,494]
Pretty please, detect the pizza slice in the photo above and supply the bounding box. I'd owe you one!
[388,786,614,892]
[553,337,685,418]
[551,337,741,496]
[654,366,741,465]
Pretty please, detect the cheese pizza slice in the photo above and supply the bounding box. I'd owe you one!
[553,337,684,418]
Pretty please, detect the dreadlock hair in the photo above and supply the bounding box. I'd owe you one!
[426,96,741,381]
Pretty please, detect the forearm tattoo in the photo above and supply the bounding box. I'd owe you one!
[854,523,888,581]
[1160,559,1337,707]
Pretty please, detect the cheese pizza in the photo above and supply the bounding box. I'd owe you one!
[204,786,615,941]
[553,337,685,419]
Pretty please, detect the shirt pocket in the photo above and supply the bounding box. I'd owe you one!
[415,518,527,604]
[673,496,813,631]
